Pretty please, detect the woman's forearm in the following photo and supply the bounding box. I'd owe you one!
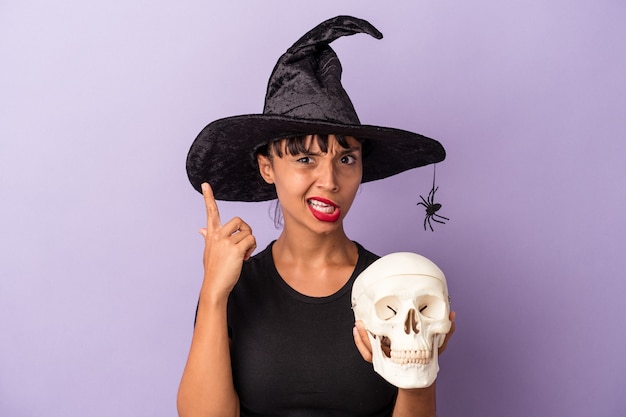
[177,295,239,417]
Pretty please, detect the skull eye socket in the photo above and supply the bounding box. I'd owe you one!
[374,296,401,320]
[417,295,447,319]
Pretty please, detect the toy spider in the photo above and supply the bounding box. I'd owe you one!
[417,167,449,231]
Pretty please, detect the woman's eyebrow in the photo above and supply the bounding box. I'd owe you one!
[340,146,362,154]
[297,146,361,156]
[298,149,322,156]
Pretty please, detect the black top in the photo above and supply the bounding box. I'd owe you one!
[227,241,396,416]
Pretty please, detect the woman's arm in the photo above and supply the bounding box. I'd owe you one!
[177,183,256,417]
[392,384,437,417]
[177,295,239,417]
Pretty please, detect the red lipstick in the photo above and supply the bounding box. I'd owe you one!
[307,197,341,222]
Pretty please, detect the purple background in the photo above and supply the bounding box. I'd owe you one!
[2,1,625,416]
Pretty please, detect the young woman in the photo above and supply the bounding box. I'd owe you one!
[178,16,454,417]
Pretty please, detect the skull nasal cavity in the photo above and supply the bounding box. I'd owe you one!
[404,309,419,334]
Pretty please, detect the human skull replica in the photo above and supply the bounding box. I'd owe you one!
[352,252,451,389]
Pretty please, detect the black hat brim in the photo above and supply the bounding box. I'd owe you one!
[186,114,445,202]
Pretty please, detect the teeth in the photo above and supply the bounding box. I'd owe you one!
[390,349,432,366]
[308,200,335,213]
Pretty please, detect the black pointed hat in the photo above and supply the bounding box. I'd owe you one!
[186,15,445,202]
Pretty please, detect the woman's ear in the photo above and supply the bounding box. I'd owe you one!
[257,154,274,184]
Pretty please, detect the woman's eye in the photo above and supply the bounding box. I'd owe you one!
[341,155,357,164]
[297,156,313,164]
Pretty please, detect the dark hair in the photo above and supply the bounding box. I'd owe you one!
[256,134,357,159]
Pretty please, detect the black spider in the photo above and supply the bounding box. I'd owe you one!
[417,167,449,231]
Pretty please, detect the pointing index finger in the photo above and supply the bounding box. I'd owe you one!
[202,182,221,233]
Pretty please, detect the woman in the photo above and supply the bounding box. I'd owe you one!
[178,16,454,417]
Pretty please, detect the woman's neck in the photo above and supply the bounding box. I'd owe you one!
[271,228,358,297]
[273,227,355,264]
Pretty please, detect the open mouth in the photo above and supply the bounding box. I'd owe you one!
[307,198,340,222]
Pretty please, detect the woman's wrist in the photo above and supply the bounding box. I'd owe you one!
[393,382,437,417]
[198,284,230,310]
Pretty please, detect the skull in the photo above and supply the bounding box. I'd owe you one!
[352,252,451,389]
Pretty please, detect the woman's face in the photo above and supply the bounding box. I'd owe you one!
[257,135,363,234]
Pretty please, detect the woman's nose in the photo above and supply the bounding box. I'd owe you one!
[316,161,339,191]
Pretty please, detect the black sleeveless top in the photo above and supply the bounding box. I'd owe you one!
[227,242,396,416]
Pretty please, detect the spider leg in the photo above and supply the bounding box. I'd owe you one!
[431,186,440,204]
[433,213,450,221]
[417,195,428,207]
[431,216,447,225]
[425,215,434,232]
[427,187,435,205]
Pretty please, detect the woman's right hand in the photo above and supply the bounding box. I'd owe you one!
[177,182,249,417]
[199,182,257,301]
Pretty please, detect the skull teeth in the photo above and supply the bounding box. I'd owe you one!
[390,349,432,366]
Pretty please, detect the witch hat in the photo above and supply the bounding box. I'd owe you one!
[186,15,445,202]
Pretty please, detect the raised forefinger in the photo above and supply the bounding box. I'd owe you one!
[201,182,221,233]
